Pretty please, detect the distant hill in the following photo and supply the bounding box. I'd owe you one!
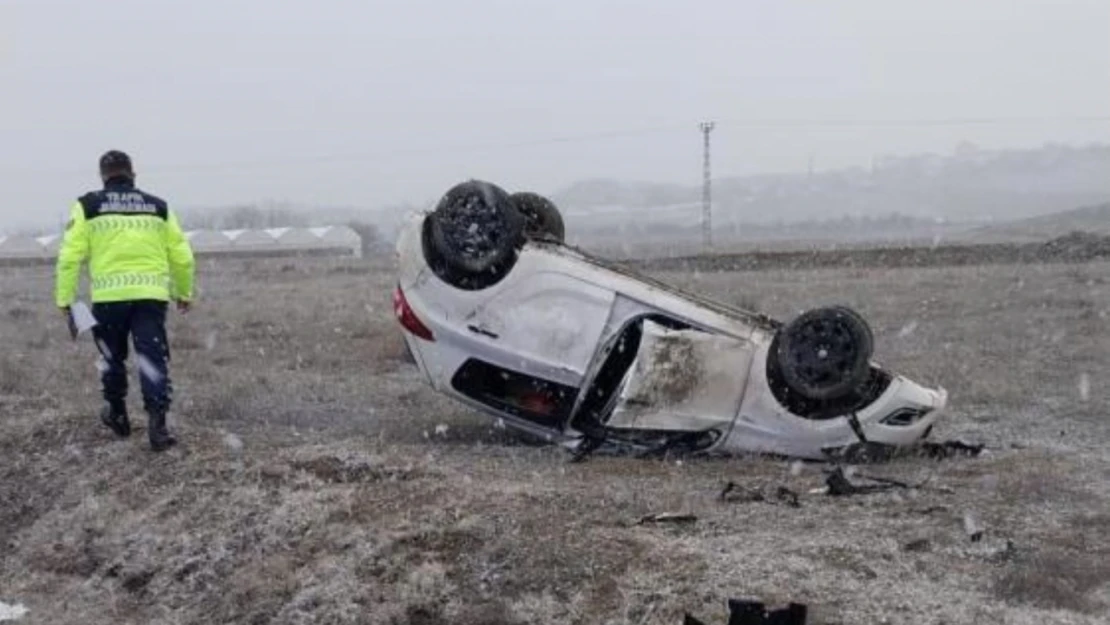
[960,202,1110,243]
[13,142,1100,247]
[552,143,1110,229]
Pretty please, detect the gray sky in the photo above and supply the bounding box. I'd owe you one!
[2,0,1108,230]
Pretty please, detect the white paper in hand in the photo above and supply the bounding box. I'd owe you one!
[69,301,98,337]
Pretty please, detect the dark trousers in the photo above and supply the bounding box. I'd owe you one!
[91,300,172,415]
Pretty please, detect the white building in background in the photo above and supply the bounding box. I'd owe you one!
[186,229,233,252]
[226,228,280,250]
[36,234,60,255]
[267,227,321,249]
[0,226,363,261]
[0,234,47,258]
[310,225,363,255]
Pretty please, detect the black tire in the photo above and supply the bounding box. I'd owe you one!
[511,192,565,243]
[829,305,874,349]
[425,180,525,287]
[774,306,874,401]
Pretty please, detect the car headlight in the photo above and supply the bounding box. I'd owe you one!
[880,407,931,426]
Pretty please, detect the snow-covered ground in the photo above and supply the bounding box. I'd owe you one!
[2,251,1108,624]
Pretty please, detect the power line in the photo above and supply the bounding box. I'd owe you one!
[14,124,694,178]
[715,115,1110,128]
[700,121,715,249]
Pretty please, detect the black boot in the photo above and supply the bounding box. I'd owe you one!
[147,409,177,451]
[100,402,131,438]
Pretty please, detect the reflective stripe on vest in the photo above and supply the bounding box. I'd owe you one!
[88,216,166,233]
[91,273,171,291]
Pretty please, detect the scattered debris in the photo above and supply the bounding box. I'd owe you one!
[685,598,808,625]
[963,512,985,542]
[0,602,28,622]
[829,439,987,463]
[637,512,698,526]
[719,482,801,508]
[921,440,986,460]
[719,482,764,504]
[825,467,917,496]
[724,464,942,502]
[775,486,801,508]
[903,538,932,553]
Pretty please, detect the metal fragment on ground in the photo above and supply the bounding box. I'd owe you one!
[637,512,698,525]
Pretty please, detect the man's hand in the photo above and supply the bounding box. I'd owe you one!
[59,306,71,318]
[175,300,192,314]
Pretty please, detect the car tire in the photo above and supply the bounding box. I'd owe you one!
[511,192,566,243]
[829,304,874,350]
[424,180,526,289]
[774,306,874,401]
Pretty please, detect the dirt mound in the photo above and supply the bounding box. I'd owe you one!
[1039,231,1110,261]
[627,232,1110,273]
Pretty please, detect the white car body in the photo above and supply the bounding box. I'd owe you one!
[393,211,947,460]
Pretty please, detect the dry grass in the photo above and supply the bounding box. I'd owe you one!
[1,252,1109,624]
[0,354,33,395]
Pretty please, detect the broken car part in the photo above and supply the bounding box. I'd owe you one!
[638,512,698,525]
[719,482,801,508]
[685,598,808,625]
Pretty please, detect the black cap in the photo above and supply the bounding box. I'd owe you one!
[99,150,133,173]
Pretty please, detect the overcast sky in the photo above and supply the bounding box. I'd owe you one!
[2,0,1108,230]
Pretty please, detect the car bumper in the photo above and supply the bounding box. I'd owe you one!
[720,340,949,460]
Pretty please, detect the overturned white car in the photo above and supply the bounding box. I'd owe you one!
[393,180,948,460]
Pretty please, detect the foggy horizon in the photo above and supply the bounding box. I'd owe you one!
[3,0,1109,230]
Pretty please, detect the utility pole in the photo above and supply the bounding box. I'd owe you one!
[699,121,716,249]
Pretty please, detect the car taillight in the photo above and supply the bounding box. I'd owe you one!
[393,285,434,341]
[519,391,554,416]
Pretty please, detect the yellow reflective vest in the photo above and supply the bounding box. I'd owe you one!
[54,181,195,308]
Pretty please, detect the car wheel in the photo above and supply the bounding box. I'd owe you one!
[829,304,874,349]
[425,180,526,288]
[511,192,565,243]
[774,306,874,401]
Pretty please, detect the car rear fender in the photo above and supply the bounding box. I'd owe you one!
[459,269,617,381]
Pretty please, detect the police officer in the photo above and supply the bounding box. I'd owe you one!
[55,150,196,451]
